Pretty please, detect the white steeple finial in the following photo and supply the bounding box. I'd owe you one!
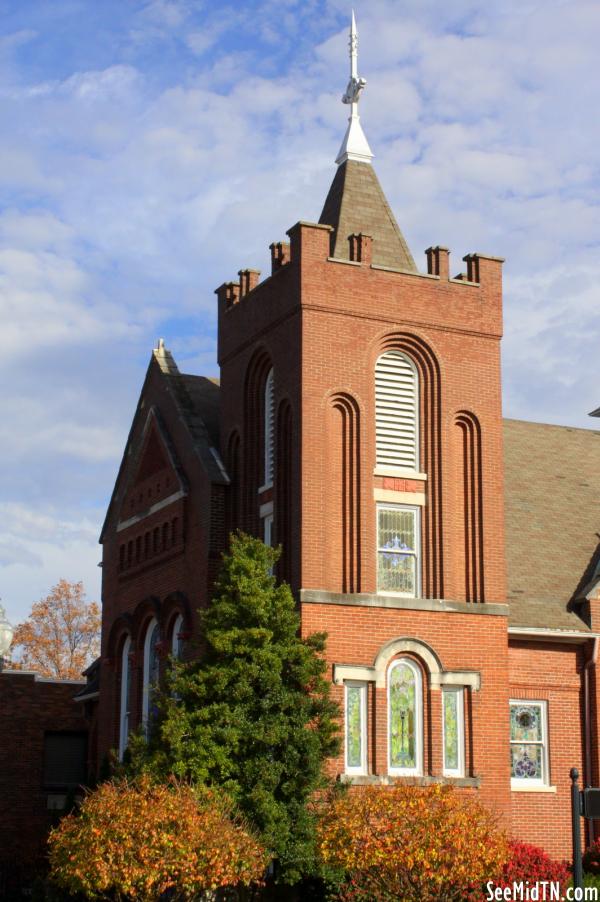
[336,11,373,166]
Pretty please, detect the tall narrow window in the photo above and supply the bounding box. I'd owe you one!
[263,513,273,547]
[118,636,131,761]
[264,368,275,487]
[377,505,420,596]
[345,682,367,775]
[171,613,184,659]
[375,351,419,470]
[442,687,465,777]
[388,658,422,775]
[142,619,160,734]
[510,700,549,787]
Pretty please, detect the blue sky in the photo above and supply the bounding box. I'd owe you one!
[1,0,599,624]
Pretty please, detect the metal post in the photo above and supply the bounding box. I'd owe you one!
[571,767,583,890]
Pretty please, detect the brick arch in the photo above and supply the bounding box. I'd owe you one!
[243,347,274,533]
[373,636,443,686]
[454,410,484,603]
[105,613,134,661]
[328,392,362,593]
[131,596,161,652]
[374,332,444,599]
[161,591,192,637]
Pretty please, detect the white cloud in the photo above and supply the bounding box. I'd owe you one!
[1,0,599,617]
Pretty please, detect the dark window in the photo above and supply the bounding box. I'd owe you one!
[119,545,125,570]
[162,522,169,549]
[171,518,178,545]
[153,527,160,553]
[43,732,87,788]
[135,536,142,562]
[144,532,150,559]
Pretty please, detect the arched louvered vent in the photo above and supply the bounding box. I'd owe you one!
[264,368,275,485]
[375,351,419,470]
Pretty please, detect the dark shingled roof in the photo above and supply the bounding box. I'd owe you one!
[319,159,417,271]
[154,349,226,485]
[504,418,600,632]
[99,350,226,542]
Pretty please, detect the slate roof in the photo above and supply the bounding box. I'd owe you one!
[504,418,600,632]
[319,159,417,271]
[99,347,226,542]
[154,348,225,484]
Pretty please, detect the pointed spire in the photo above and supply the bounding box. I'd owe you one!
[336,11,373,166]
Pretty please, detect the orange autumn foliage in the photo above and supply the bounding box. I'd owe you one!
[12,579,100,679]
[318,783,508,902]
[48,776,268,900]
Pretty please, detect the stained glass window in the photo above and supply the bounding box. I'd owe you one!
[377,506,419,595]
[119,635,131,761]
[345,682,366,773]
[142,619,160,736]
[171,614,184,660]
[510,702,547,784]
[442,688,464,776]
[389,660,421,773]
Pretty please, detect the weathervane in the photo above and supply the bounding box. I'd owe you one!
[341,11,366,106]
[335,11,374,166]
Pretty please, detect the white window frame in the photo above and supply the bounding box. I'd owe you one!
[142,618,159,732]
[118,635,131,761]
[376,503,421,597]
[344,681,368,776]
[375,350,419,471]
[171,613,184,659]
[442,686,465,777]
[388,658,423,776]
[509,699,549,788]
[264,368,274,489]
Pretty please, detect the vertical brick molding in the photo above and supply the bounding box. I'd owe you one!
[425,246,450,280]
[328,393,362,593]
[238,269,261,297]
[269,241,291,274]
[348,232,373,265]
[454,411,485,603]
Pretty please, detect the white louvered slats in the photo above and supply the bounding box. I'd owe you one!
[375,351,418,469]
[264,368,275,485]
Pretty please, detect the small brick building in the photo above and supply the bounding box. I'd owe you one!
[0,669,88,892]
[96,48,600,860]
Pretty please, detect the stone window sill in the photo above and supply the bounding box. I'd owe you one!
[340,774,480,789]
[511,782,557,793]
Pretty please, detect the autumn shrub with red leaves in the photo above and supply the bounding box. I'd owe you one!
[48,775,268,900]
[495,841,570,896]
[317,783,508,902]
[584,838,600,875]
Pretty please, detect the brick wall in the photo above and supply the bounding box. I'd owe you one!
[0,671,87,881]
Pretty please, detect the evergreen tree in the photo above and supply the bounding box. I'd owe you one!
[128,532,341,884]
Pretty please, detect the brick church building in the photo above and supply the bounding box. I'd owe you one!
[94,19,600,860]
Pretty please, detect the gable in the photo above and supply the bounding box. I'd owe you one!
[118,410,185,529]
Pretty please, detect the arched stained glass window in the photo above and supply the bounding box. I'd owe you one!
[118,635,131,761]
[375,351,419,471]
[171,613,184,659]
[142,618,160,735]
[264,368,275,486]
[388,658,422,775]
